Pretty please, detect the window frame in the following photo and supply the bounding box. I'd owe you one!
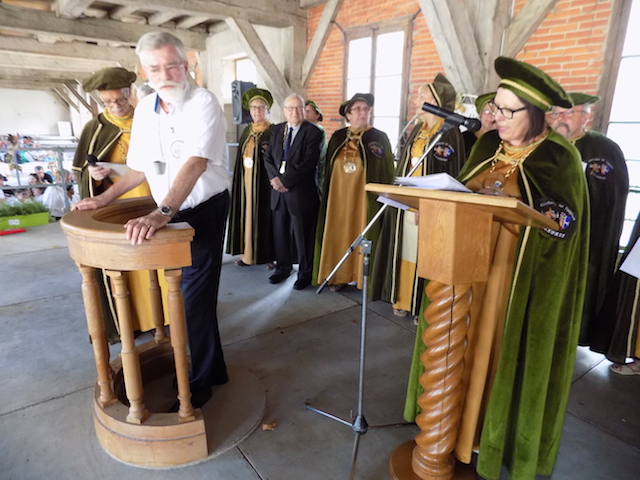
[341,16,413,142]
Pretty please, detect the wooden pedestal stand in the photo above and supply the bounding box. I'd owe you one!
[61,197,207,467]
[365,185,557,480]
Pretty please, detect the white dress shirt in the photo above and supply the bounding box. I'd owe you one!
[127,83,230,211]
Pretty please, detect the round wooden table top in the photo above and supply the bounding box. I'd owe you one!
[61,197,195,271]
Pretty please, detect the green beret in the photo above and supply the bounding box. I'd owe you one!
[339,93,374,117]
[494,56,571,111]
[242,88,273,110]
[475,92,495,113]
[305,100,323,122]
[82,67,137,92]
[568,92,600,106]
[427,73,457,111]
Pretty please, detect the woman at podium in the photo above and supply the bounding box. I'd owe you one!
[404,57,590,480]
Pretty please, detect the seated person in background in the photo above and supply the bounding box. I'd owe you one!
[6,188,32,205]
[0,174,8,202]
[34,165,53,184]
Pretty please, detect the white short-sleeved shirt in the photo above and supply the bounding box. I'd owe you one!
[127,83,230,211]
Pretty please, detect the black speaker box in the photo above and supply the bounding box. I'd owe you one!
[231,80,256,125]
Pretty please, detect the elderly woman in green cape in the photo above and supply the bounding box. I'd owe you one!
[404,57,589,480]
[226,88,276,268]
[372,74,465,321]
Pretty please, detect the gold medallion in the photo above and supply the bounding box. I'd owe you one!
[343,161,357,174]
[410,156,420,167]
[478,171,509,196]
[243,157,254,169]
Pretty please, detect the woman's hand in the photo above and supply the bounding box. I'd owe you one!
[88,165,111,181]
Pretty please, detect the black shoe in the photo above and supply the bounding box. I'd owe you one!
[293,278,311,290]
[269,270,291,284]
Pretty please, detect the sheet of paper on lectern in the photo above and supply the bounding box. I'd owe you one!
[395,172,472,193]
[97,162,129,177]
[376,196,410,210]
[620,240,640,279]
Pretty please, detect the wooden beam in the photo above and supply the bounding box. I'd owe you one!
[465,0,511,92]
[226,17,292,106]
[108,0,306,28]
[300,0,326,7]
[64,81,93,112]
[301,0,343,88]
[53,87,80,112]
[418,0,485,94]
[592,0,632,133]
[48,88,71,109]
[53,0,94,18]
[0,51,118,72]
[503,0,559,57]
[109,5,138,20]
[147,11,176,26]
[0,37,138,66]
[0,68,88,82]
[0,3,207,50]
[177,15,210,30]
[0,80,63,91]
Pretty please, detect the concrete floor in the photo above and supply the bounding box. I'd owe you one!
[1,221,639,480]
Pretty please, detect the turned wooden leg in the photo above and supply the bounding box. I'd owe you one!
[165,269,195,422]
[77,264,116,408]
[107,270,149,425]
[412,281,472,480]
[148,270,169,344]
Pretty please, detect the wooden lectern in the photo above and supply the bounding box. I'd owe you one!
[61,197,208,467]
[365,184,558,480]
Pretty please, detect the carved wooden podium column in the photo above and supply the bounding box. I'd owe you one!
[61,197,208,467]
[365,185,558,480]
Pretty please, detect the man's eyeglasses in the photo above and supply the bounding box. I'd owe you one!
[284,106,304,112]
[100,97,129,107]
[488,101,526,119]
[145,64,183,75]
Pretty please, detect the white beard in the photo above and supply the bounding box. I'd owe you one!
[152,81,187,105]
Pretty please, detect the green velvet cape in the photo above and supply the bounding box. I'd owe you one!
[574,131,628,351]
[370,121,466,312]
[464,130,589,479]
[71,114,122,200]
[404,129,590,480]
[226,123,275,265]
[312,127,394,286]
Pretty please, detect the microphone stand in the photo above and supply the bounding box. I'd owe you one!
[306,120,458,479]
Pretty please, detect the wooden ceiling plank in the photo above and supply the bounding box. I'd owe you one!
[176,15,210,30]
[53,0,95,19]
[109,5,138,20]
[0,3,207,50]
[0,51,118,72]
[147,11,176,26]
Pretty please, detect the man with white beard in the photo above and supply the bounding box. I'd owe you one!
[74,32,231,409]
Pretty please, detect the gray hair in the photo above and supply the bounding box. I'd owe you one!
[284,94,305,106]
[120,87,131,98]
[135,32,188,63]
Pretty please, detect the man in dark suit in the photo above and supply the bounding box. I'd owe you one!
[264,94,324,290]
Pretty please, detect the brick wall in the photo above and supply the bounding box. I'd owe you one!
[306,0,613,137]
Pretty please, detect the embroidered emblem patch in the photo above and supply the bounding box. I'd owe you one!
[368,142,384,158]
[586,158,613,180]
[261,141,269,153]
[434,142,454,162]
[538,199,577,240]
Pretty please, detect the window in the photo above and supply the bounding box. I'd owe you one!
[607,0,640,247]
[344,23,410,150]
[235,58,257,85]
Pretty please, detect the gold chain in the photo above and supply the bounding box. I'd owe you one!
[487,129,550,179]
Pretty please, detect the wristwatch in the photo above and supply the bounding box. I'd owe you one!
[158,205,174,217]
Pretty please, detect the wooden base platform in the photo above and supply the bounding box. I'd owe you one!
[93,341,266,468]
[389,441,478,480]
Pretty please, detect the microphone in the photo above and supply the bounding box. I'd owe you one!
[421,102,481,132]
